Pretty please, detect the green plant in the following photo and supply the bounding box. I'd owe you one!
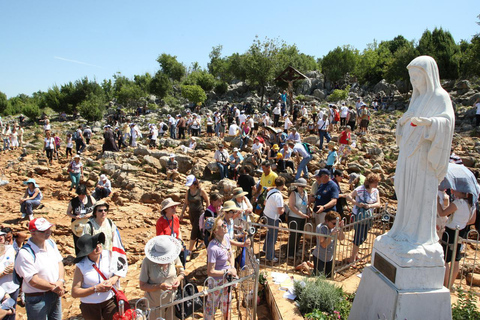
[21,103,41,120]
[452,288,480,320]
[181,85,206,104]
[214,81,229,95]
[163,95,180,108]
[293,277,345,316]
[328,85,351,102]
[78,93,105,121]
[296,94,306,101]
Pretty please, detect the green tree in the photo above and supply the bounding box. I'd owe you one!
[226,53,247,82]
[275,44,318,75]
[0,91,7,114]
[116,82,144,108]
[208,45,228,80]
[181,85,206,104]
[102,79,114,101]
[244,36,283,106]
[384,43,418,82]
[150,71,171,99]
[183,70,215,91]
[460,35,480,77]
[134,73,152,93]
[417,28,460,79]
[355,41,393,84]
[321,45,359,82]
[21,102,41,120]
[79,93,105,121]
[156,53,186,81]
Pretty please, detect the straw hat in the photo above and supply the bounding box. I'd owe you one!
[160,198,181,212]
[145,235,182,264]
[232,187,248,199]
[222,201,239,212]
[71,218,90,237]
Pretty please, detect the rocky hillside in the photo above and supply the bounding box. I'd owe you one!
[1,80,480,318]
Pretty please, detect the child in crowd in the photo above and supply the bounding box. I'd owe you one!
[325,142,338,176]
[54,132,62,160]
[66,133,73,159]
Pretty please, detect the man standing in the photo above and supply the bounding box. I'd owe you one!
[83,126,92,145]
[176,115,186,140]
[289,140,313,180]
[168,114,176,139]
[317,114,330,150]
[15,218,65,320]
[263,176,285,263]
[346,106,357,131]
[312,169,339,226]
[272,102,282,127]
[74,125,86,154]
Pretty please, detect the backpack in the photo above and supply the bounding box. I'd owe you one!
[162,123,168,131]
[72,130,79,140]
[302,142,314,155]
[87,219,113,235]
[13,239,55,286]
[334,110,340,122]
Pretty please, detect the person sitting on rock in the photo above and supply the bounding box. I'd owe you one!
[277,143,295,173]
[228,148,243,181]
[287,128,301,144]
[93,174,112,201]
[19,178,43,221]
[166,154,179,182]
[250,137,264,167]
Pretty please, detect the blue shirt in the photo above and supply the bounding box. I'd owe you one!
[314,180,339,211]
[326,151,337,166]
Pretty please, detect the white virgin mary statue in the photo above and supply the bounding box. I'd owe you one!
[387,56,454,246]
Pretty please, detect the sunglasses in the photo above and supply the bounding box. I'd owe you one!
[97,209,108,212]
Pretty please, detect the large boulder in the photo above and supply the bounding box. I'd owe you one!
[144,155,162,170]
[313,89,326,100]
[158,154,194,174]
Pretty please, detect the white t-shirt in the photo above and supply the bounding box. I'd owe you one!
[229,124,239,136]
[284,117,293,130]
[352,185,379,215]
[44,137,55,149]
[252,142,263,153]
[446,198,472,230]
[15,239,63,293]
[292,143,309,158]
[340,106,349,118]
[0,246,19,293]
[317,118,329,130]
[238,114,247,125]
[264,189,284,220]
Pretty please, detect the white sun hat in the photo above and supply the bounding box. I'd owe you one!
[145,235,182,264]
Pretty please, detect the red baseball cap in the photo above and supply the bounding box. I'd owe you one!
[29,218,54,232]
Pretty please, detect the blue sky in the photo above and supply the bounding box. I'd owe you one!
[0,0,478,98]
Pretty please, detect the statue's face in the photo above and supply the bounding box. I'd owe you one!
[408,67,426,90]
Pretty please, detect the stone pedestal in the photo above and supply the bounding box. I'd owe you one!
[348,235,452,320]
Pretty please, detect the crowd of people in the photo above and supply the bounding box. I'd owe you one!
[1,91,478,320]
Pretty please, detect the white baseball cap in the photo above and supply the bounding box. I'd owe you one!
[185,175,196,187]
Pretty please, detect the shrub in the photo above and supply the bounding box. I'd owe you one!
[21,103,41,120]
[452,288,480,320]
[214,81,229,95]
[327,85,351,102]
[181,85,206,104]
[163,95,180,108]
[3,103,21,116]
[78,94,105,121]
[293,277,346,316]
[296,94,306,101]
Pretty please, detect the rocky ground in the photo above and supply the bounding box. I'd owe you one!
[1,106,480,319]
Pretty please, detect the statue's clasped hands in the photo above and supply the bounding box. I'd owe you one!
[410,117,432,127]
